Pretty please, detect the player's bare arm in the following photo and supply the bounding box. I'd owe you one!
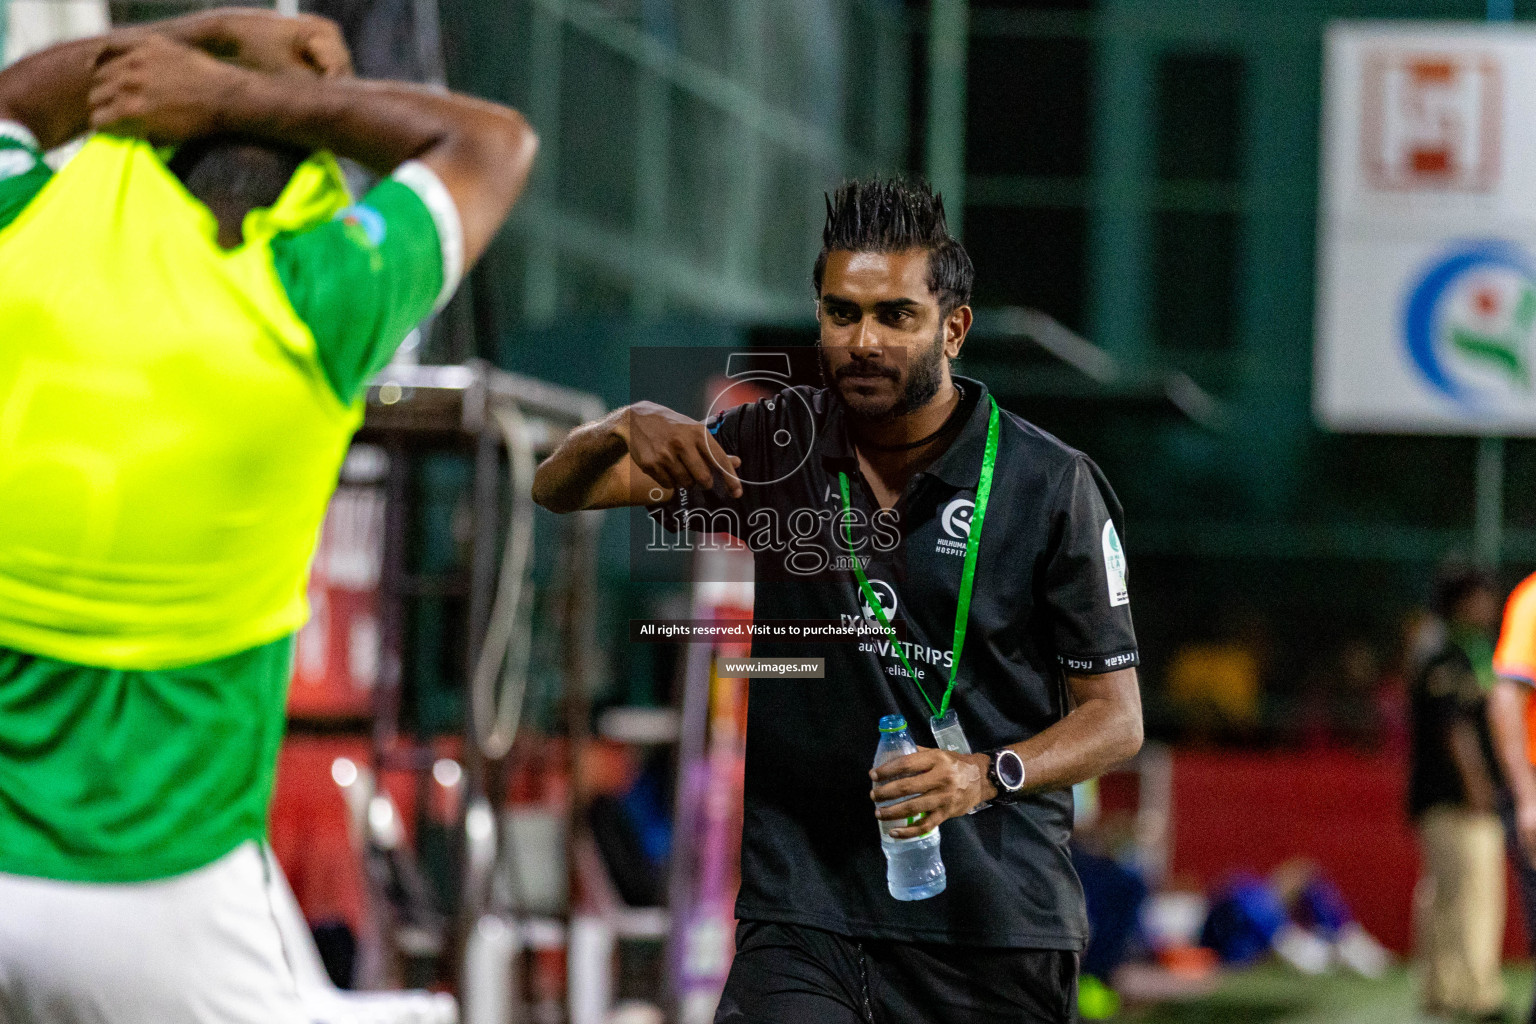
[532,401,742,513]
[872,668,1143,840]
[86,34,535,269]
[0,9,349,150]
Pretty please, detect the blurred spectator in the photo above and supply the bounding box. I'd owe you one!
[1408,562,1506,1021]
[1296,639,1391,750]
[1199,862,1389,977]
[1071,838,1147,1021]
[1407,605,1450,677]
[1165,610,1270,741]
[1370,619,1419,757]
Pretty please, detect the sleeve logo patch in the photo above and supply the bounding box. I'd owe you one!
[337,204,387,248]
[0,149,37,183]
[1101,520,1129,607]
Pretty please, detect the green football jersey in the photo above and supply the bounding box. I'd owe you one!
[0,124,457,881]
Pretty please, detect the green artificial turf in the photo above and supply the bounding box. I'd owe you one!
[1121,965,1534,1024]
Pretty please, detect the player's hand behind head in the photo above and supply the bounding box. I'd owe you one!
[198,10,352,79]
[88,35,244,144]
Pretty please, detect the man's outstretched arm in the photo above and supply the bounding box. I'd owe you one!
[533,402,742,513]
[88,34,533,269]
[0,9,349,150]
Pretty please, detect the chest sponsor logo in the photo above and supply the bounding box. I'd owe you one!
[859,578,899,621]
[848,579,953,678]
[935,496,973,556]
[1101,521,1129,608]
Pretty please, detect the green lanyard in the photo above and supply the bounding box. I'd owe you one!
[837,396,1000,720]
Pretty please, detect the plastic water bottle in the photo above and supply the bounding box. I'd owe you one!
[873,715,946,901]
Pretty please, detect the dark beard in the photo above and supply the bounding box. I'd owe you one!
[819,329,948,426]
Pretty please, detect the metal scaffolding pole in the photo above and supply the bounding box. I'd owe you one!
[1475,435,1505,568]
[1477,0,1511,567]
[522,0,564,325]
[925,0,968,237]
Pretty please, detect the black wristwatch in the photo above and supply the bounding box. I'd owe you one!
[985,748,1027,804]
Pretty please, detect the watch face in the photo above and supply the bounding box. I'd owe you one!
[996,750,1025,790]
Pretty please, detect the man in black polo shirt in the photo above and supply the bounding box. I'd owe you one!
[534,178,1144,1024]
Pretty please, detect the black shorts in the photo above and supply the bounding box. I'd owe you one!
[714,920,1079,1024]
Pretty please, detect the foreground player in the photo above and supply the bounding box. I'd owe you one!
[1490,571,1536,1024]
[0,11,534,1020]
[535,179,1144,1023]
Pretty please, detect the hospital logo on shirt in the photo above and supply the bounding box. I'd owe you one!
[936,497,972,556]
[1101,521,1129,608]
[337,204,387,248]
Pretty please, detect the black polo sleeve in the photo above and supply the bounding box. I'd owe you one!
[647,401,754,537]
[1040,455,1140,675]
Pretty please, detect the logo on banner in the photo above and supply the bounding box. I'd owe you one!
[1362,51,1500,192]
[1404,241,1536,408]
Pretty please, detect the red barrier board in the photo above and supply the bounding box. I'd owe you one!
[1169,748,1526,959]
[289,479,386,720]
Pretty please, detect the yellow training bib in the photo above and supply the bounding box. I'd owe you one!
[0,134,360,668]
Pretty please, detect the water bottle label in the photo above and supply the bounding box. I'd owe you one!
[877,806,927,840]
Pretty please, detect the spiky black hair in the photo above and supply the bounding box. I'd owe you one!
[812,177,974,314]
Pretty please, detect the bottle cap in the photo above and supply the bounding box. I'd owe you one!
[878,715,907,733]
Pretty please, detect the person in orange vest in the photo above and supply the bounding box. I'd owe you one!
[1488,572,1536,1024]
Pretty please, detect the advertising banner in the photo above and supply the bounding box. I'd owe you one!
[1318,22,1536,434]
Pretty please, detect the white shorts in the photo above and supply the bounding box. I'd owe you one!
[0,841,310,1024]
